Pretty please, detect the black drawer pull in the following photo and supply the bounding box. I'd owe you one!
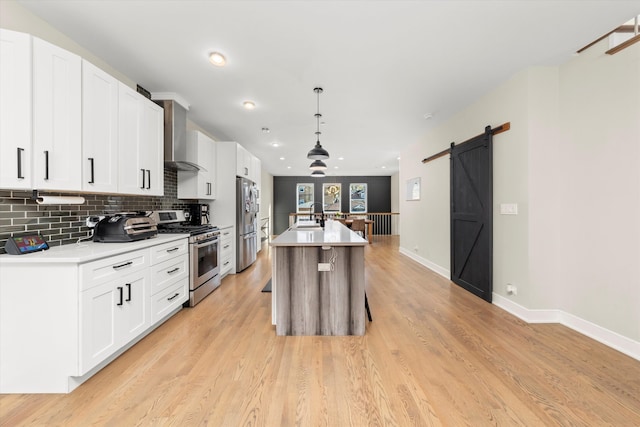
[146,169,151,189]
[167,293,180,301]
[117,286,123,306]
[17,148,24,179]
[88,158,95,184]
[223,244,230,249]
[166,247,180,253]
[167,267,180,274]
[140,168,145,189]
[112,261,133,270]
[125,283,131,301]
[223,261,230,266]
[44,150,49,180]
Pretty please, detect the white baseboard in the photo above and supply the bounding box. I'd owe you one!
[398,247,450,279]
[396,247,640,362]
[493,294,640,362]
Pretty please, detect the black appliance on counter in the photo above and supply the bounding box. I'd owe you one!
[93,214,158,242]
[188,203,210,225]
[148,210,220,307]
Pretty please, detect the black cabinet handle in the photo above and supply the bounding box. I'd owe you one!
[44,150,49,180]
[223,244,230,249]
[117,286,123,306]
[17,148,24,179]
[140,169,145,189]
[125,283,131,302]
[166,247,179,253]
[167,267,180,274]
[167,293,180,301]
[146,170,151,189]
[223,261,230,266]
[112,261,133,270]
[88,158,95,184]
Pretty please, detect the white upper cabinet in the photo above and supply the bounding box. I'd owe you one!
[32,37,82,191]
[0,29,32,189]
[82,60,118,193]
[118,83,164,196]
[178,130,216,200]
[235,143,261,183]
[139,98,164,195]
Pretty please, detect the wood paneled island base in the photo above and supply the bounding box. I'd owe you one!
[270,221,368,335]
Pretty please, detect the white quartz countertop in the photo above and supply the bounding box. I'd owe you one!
[270,220,368,247]
[0,234,187,265]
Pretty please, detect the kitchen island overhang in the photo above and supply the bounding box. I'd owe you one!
[269,220,368,336]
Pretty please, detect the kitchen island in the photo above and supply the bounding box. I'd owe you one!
[270,220,368,336]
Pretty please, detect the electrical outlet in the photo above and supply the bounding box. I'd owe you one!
[414,246,419,252]
[318,263,331,271]
[506,283,518,295]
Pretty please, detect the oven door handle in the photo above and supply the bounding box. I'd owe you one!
[193,237,219,249]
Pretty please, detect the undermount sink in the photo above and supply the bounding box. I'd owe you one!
[291,220,323,231]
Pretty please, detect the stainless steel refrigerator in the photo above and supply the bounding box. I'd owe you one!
[236,176,258,272]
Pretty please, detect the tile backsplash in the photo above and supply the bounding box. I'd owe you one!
[0,169,198,254]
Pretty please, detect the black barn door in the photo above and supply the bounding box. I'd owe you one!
[450,126,493,302]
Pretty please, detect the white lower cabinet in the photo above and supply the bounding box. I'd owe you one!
[219,225,234,277]
[80,268,150,375]
[0,236,188,393]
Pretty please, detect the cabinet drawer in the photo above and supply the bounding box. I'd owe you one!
[221,254,233,275]
[80,249,148,291]
[150,254,188,295]
[220,228,233,242]
[151,278,187,322]
[150,238,188,264]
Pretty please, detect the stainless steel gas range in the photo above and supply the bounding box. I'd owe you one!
[149,210,220,307]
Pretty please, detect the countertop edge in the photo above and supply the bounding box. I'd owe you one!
[0,234,188,264]
[269,221,368,247]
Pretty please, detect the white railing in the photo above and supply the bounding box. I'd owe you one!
[288,212,399,235]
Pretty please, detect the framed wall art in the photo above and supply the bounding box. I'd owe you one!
[296,183,314,214]
[322,183,341,212]
[406,177,421,201]
[349,183,367,213]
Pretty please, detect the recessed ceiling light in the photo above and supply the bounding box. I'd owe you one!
[271,142,279,147]
[243,101,256,110]
[423,112,433,119]
[209,52,226,67]
[279,157,285,160]
[397,156,401,160]
[381,166,387,169]
[338,157,344,161]
[334,166,339,169]
[287,166,292,169]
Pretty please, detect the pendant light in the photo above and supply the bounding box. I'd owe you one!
[311,170,325,177]
[309,159,327,170]
[307,87,329,160]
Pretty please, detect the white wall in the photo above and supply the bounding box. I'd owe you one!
[261,169,274,237]
[400,40,640,354]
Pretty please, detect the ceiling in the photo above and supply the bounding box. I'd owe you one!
[17,0,640,177]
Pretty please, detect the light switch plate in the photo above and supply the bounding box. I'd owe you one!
[500,203,518,215]
[318,263,331,271]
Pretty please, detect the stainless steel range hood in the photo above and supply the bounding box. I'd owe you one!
[154,99,203,171]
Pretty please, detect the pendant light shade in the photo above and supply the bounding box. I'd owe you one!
[307,87,329,161]
[307,143,329,160]
[309,159,327,170]
[311,170,325,177]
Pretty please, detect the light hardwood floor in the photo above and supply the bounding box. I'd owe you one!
[1,236,639,426]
